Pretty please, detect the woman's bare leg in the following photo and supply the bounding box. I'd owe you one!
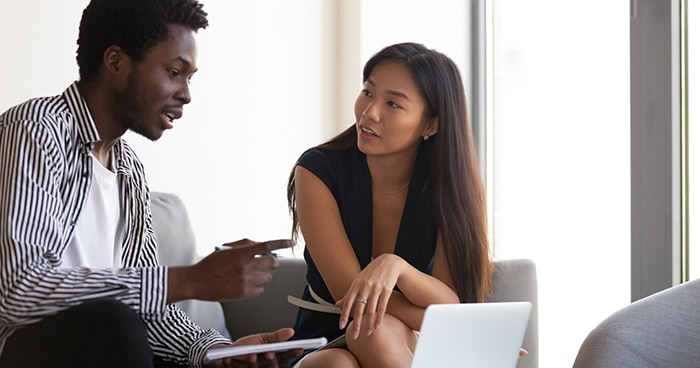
[346,314,418,368]
[298,348,361,368]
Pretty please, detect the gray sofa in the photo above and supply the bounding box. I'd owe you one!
[151,191,540,368]
[151,191,230,337]
[573,278,700,368]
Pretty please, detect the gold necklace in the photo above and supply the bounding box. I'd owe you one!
[372,182,410,194]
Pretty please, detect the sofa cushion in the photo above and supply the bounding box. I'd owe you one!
[151,192,229,338]
[221,257,307,341]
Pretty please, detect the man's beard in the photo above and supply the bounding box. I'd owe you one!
[114,70,160,141]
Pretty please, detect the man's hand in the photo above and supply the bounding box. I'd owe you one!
[204,328,303,368]
[167,239,295,303]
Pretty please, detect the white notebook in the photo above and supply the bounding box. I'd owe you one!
[204,337,327,363]
[411,302,532,368]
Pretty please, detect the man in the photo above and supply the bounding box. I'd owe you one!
[0,0,298,367]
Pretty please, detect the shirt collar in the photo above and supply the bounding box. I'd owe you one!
[63,81,132,177]
[62,81,101,148]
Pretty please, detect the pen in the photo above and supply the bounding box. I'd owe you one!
[214,246,280,258]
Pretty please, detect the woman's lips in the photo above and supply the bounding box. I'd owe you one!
[360,126,378,137]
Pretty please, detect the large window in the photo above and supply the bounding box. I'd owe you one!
[488,1,630,366]
[687,0,698,279]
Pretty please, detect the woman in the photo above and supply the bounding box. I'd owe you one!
[286,42,492,368]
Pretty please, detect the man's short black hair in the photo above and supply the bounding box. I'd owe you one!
[76,0,209,83]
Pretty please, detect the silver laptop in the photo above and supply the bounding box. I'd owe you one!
[411,301,532,368]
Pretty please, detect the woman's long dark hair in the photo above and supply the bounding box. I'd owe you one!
[287,42,492,303]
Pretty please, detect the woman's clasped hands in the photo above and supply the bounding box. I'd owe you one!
[336,253,408,339]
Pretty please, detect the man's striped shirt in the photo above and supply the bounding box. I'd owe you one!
[0,83,229,366]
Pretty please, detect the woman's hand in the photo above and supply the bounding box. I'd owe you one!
[336,253,408,339]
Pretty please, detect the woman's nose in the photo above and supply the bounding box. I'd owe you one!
[363,100,379,122]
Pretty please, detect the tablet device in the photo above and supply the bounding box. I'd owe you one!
[204,337,328,363]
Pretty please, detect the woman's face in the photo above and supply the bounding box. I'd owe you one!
[355,59,437,158]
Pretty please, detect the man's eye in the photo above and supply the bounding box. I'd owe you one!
[167,69,180,78]
[361,89,372,97]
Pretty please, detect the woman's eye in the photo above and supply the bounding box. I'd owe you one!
[361,89,373,97]
[388,101,402,109]
[167,69,180,78]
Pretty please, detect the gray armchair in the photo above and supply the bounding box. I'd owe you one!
[151,191,539,368]
[573,278,700,368]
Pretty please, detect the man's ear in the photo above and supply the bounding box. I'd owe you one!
[103,45,127,75]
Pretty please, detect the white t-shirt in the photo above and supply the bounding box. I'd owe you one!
[62,153,125,269]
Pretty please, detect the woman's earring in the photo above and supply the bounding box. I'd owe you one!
[423,135,430,141]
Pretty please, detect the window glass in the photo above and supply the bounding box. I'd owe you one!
[688,1,698,279]
[490,1,631,365]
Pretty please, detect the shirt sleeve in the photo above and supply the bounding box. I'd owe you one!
[145,299,231,367]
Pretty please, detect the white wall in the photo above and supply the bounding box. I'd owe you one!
[358,1,470,79]
[0,0,85,105]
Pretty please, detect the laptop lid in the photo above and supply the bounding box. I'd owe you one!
[411,301,532,368]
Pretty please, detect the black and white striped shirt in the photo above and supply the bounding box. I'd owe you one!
[0,83,229,366]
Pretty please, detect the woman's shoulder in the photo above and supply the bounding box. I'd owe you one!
[297,146,357,169]
[296,146,362,192]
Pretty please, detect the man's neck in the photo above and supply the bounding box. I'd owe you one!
[91,141,114,171]
[77,80,124,171]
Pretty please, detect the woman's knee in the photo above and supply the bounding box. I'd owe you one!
[346,315,416,368]
[298,348,360,368]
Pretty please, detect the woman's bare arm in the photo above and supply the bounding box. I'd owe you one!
[295,166,458,334]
